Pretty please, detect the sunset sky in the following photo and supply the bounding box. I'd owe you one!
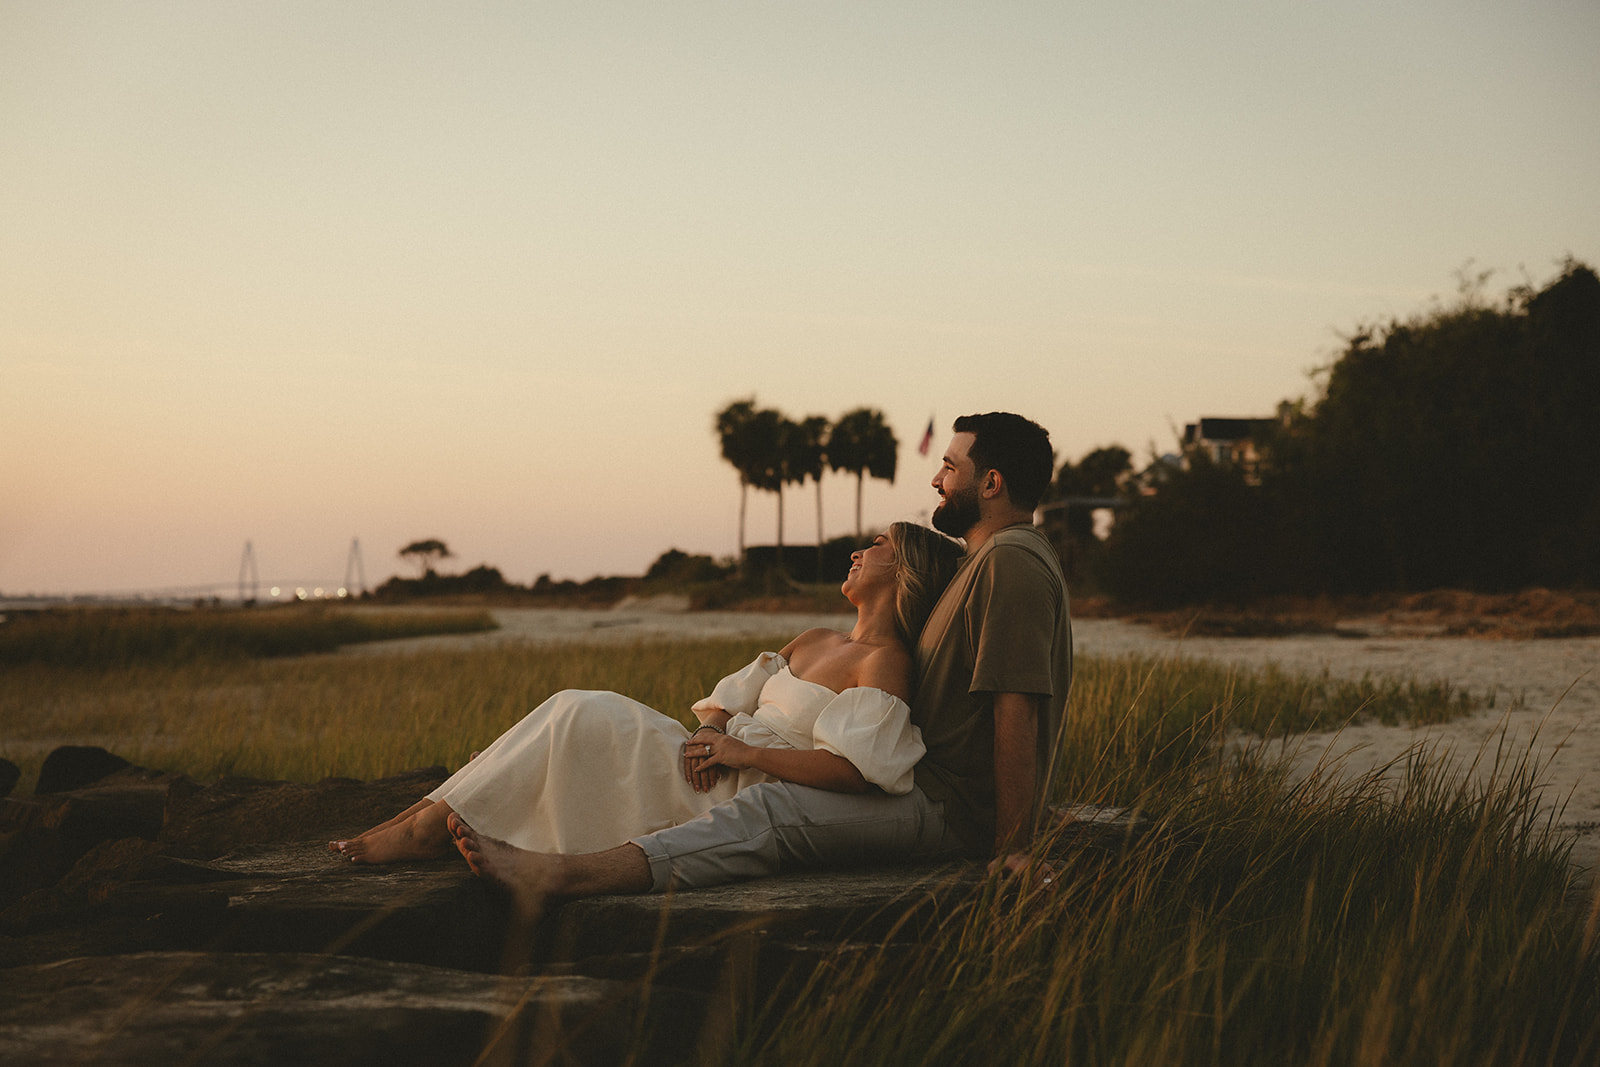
[4,1,1597,598]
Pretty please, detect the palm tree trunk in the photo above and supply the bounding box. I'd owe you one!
[854,472,865,544]
[738,481,748,576]
[776,486,786,573]
[814,478,825,583]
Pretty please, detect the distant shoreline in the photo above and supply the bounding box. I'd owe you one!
[10,586,1600,641]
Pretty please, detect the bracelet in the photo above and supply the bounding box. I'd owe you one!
[691,723,725,735]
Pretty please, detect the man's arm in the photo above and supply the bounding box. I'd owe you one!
[991,690,1041,867]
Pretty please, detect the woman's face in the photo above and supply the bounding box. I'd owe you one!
[842,532,898,598]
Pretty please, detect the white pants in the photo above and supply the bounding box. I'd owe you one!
[629,781,954,892]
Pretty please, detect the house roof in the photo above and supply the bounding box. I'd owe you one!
[1183,417,1275,444]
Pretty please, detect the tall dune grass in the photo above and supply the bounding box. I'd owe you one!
[731,663,1596,1066]
[740,740,1598,1065]
[1053,653,1477,811]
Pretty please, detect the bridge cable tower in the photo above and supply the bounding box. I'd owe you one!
[239,541,259,606]
[344,538,367,597]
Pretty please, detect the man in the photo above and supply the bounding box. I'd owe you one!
[450,412,1071,901]
[916,412,1073,873]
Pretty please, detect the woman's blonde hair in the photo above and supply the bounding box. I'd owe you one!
[885,521,964,648]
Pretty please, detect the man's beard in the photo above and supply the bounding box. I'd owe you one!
[931,485,981,538]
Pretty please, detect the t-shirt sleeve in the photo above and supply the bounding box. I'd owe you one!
[967,544,1061,697]
[691,652,787,717]
[812,688,927,795]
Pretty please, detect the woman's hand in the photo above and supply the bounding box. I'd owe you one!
[682,728,759,793]
[684,728,728,793]
[700,731,758,770]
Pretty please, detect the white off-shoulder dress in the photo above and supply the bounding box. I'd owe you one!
[425,652,925,854]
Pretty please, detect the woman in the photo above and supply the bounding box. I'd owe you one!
[331,521,961,864]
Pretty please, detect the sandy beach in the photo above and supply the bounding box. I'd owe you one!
[350,602,1600,879]
[1077,619,1600,880]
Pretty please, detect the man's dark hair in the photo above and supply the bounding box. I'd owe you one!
[952,412,1054,511]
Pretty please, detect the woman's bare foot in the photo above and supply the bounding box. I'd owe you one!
[329,798,437,855]
[330,753,482,857]
[332,802,456,864]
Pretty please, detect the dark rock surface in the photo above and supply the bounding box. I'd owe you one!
[0,764,182,911]
[36,744,132,793]
[0,951,701,1067]
[0,746,1148,1064]
[158,765,451,860]
[0,757,18,798]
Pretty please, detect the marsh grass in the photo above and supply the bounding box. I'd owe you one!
[3,614,1595,1064]
[2,636,1469,798]
[0,604,497,668]
[0,632,790,790]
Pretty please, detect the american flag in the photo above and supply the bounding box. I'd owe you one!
[917,417,935,456]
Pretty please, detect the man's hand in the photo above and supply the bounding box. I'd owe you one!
[989,851,1031,877]
[988,851,1059,894]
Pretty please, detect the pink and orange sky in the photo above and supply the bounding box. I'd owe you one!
[4,1,1597,597]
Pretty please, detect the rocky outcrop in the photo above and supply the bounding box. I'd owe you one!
[0,763,179,913]
[0,747,1148,1064]
[158,765,452,860]
[36,745,133,794]
[0,951,701,1067]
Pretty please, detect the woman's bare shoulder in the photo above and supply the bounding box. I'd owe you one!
[780,627,848,658]
[854,641,915,703]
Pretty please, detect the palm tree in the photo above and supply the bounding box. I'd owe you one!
[789,415,831,550]
[827,408,899,543]
[714,398,759,561]
[743,407,789,569]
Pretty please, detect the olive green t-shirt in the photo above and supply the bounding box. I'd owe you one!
[911,523,1073,855]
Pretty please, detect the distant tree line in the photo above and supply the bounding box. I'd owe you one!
[371,541,737,604]
[714,400,899,567]
[1059,259,1600,605]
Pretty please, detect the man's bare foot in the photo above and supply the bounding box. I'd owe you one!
[447,813,557,913]
[447,815,653,900]
[332,803,455,864]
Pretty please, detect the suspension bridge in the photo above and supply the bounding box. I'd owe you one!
[2,541,373,608]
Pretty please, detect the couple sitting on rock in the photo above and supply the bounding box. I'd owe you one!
[331,412,1073,906]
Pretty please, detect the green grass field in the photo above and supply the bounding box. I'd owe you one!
[2,606,1596,1064]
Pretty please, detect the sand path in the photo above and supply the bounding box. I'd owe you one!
[1078,619,1600,880]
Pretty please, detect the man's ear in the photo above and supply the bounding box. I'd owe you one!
[980,467,1005,501]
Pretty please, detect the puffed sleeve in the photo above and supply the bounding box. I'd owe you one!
[812,688,926,795]
[691,652,787,717]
